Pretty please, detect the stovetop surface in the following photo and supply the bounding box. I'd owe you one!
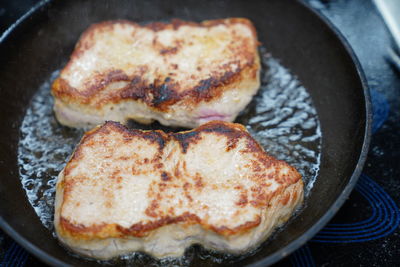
[0,0,399,266]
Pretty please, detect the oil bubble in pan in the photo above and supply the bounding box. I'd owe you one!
[17,47,322,265]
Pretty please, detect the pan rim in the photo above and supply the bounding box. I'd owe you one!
[248,1,372,266]
[0,1,372,266]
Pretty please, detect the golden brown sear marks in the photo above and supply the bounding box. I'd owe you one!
[51,18,261,128]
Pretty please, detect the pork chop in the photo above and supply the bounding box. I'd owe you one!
[54,121,303,259]
[51,18,260,128]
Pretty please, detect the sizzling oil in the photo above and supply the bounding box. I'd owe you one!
[17,49,321,265]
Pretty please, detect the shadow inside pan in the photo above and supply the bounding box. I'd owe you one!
[0,0,370,266]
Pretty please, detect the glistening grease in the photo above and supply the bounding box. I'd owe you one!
[17,49,321,265]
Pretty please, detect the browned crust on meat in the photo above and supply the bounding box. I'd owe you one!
[59,211,262,240]
[51,18,260,111]
[59,121,302,240]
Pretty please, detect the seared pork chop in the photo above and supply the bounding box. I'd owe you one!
[51,18,260,128]
[54,121,303,259]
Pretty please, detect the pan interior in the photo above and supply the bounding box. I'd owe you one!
[17,49,321,265]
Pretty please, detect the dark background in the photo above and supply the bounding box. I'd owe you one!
[0,0,399,266]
